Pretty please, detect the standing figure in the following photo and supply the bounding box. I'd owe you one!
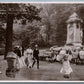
[24,46,33,68]
[13,46,22,71]
[57,47,66,62]
[72,47,79,64]
[60,50,73,78]
[79,47,84,64]
[49,49,56,62]
[33,44,39,69]
[14,46,22,58]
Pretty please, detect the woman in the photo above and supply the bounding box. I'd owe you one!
[60,49,73,78]
[13,46,22,71]
[14,46,21,58]
[72,47,79,64]
[24,46,33,68]
[57,47,66,62]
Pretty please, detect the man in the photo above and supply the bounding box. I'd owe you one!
[33,44,39,69]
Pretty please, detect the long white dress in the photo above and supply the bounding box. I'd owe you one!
[18,56,26,68]
[24,48,33,68]
[60,60,73,75]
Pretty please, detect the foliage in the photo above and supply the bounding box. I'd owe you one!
[0,23,6,45]
[0,3,41,50]
[40,4,84,46]
[1,3,84,49]
[13,24,40,49]
[12,4,84,48]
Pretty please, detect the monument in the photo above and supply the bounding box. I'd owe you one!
[66,12,83,46]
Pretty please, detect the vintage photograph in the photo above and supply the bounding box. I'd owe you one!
[0,3,84,81]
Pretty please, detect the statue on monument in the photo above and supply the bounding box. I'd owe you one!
[69,24,74,43]
[80,28,83,43]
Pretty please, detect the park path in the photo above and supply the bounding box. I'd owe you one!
[0,56,84,81]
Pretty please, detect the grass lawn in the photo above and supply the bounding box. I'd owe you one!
[0,56,84,81]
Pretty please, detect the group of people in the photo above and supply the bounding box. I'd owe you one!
[13,45,73,78]
[6,44,84,78]
[49,46,84,78]
[14,44,39,70]
[24,44,39,69]
[50,46,84,64]
[6,44,39,77]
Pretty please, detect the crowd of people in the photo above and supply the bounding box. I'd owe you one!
[49,46,84,64]
[46,46,84,78]
[5,44,84,78]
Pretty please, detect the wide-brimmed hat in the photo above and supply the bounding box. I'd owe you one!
[14,45,20,49]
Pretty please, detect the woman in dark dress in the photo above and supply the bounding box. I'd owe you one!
[13,46,22,71]
[14,46,21,58]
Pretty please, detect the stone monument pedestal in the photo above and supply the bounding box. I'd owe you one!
[66,12,83,47]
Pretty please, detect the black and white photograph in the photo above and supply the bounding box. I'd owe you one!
[0,2,84,81]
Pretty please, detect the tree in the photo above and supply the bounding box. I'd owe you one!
[0,23,6,46]
[40,4,55,45]
[40,4,80,46]
[0,3,41,58]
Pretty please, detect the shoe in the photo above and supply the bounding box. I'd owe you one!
[63,75,69,78]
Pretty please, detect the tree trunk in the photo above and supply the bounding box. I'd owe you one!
[5,14,14,59]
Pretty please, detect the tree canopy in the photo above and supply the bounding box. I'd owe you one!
[1,3,84,50]
[0,3,42,57]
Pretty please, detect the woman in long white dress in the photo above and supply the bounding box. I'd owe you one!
[60,50,73,78]
[24,46,33,68]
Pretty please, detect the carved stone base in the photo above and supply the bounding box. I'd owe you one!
[72,42,82,47]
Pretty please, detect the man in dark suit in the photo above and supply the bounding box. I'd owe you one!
[33,44,39,69]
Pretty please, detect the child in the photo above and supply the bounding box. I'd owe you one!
[60,50,73,78]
